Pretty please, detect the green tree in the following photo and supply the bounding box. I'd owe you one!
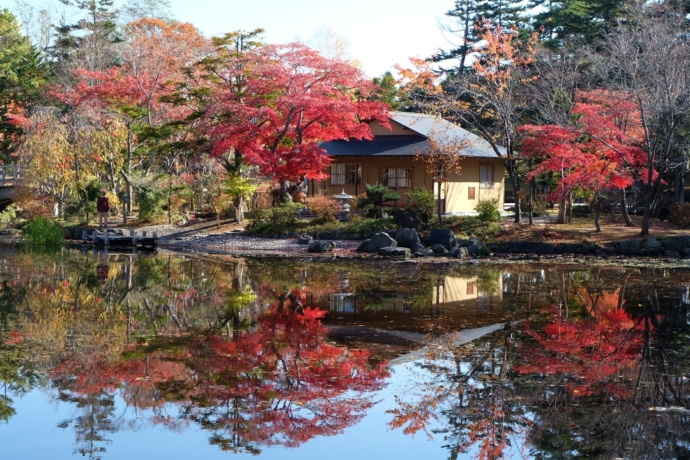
[0,9,47,162]
[51,0,122,73]
[530,0,628,49]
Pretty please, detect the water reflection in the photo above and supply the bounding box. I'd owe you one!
[1,250,690,459]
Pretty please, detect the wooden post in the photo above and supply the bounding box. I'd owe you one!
[131,230,137,248]
[104,230,109,247]
[82,229,87,242]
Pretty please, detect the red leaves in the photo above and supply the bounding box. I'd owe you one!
[517,291,646,399]
[519,89,649,198]
[198,43,390,186]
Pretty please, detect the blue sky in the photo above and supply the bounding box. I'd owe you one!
[9,0,457,77]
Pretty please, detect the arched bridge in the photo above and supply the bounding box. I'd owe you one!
[0,165,20,207]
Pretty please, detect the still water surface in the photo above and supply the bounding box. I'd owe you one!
[1,248,690,459]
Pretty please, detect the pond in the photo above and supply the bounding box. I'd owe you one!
[1,248,690,459]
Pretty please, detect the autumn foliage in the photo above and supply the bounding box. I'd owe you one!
[519,90,647,203]
[197,43,390,189]
[517,288,647,399]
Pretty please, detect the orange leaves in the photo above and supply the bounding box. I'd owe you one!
[472,21,540,93]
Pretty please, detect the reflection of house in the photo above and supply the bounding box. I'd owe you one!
[432,275,504,313]
[318,112,505,214]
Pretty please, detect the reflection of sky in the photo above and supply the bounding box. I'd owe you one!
[2,364,437,459]
[2,361,529,459]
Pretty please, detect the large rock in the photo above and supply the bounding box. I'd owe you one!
[308,241,335,253]
[297,234,313,245]
[641,238,663,256]
[464,239,484,255]
[357,232,397,253]
[378,247,411,259]
[451,247,470,258]
[660,237,688,254]
[619,239,642,256]
[396,227,421,248]
[430,244,449,255]
[428,228,457,249]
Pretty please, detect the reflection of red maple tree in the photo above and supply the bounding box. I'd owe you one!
[48,304,388,452]
[184,306,389,449]
[517,289,647,398]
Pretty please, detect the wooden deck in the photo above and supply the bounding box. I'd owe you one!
[82,229,158,250]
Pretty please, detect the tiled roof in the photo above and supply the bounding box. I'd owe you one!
[320,111,503,158]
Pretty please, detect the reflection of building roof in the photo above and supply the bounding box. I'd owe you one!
[320,111,503,158]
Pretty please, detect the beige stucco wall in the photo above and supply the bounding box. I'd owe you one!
[432,274,504,304]
[318,156,505,214]
[444,159,505,214]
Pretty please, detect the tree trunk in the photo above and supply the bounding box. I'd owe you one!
[620,192,635,227]
[557,194,566,224]
[233,196,245,223]
[436,179,443,226]
[506,163,521,223]
[594,194,601,232]
[676,165,685,203]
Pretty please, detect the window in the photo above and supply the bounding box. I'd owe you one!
[467,281,475,295]
[468,187,476,200]
[330,163,360,186]
[380,167,413,188]
[480,164,494,189]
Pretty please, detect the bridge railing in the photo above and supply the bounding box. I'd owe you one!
[0,165,20,186]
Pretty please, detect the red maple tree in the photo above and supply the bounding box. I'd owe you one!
[519,90,648,229]
[196,43,390,197]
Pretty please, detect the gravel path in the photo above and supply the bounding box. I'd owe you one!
[117,220,362,258]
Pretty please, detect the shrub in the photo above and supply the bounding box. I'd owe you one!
[356,184,400,210]
[475,199,501,222]
[670,202,690,227]
[406,187,434,224]
[0,205,17,229]
[136,187,166,221]
[245,203,302,234]
[441,215,501,240]
[306,195,341,222]
[22,216,65,246]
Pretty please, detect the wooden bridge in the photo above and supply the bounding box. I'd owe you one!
[0,165,20,206]
[0,165,20,187]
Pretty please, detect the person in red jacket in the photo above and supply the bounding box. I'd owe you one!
[97,190,110,228]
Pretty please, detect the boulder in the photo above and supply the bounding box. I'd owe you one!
[358,232,397,253]
[428,228,457,249]
[641,238,663,256]
[523,242,556,255]
[356,240,371,252]
[430,244,449,255]
[413,247,434,257]
[660,237,687,254]
[297,234,313,245]
[308,241,335,253]
[619,239,642,256]
[396,227,421,248]
[378,247,411,258]
[465,239,484,255]
[449,247,470,258]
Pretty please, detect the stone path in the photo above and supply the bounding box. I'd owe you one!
[117,220,362,257]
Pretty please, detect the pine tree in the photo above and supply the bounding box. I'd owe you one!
[433,0,528,75]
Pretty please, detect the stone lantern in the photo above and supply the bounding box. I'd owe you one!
[332,189,354,221]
